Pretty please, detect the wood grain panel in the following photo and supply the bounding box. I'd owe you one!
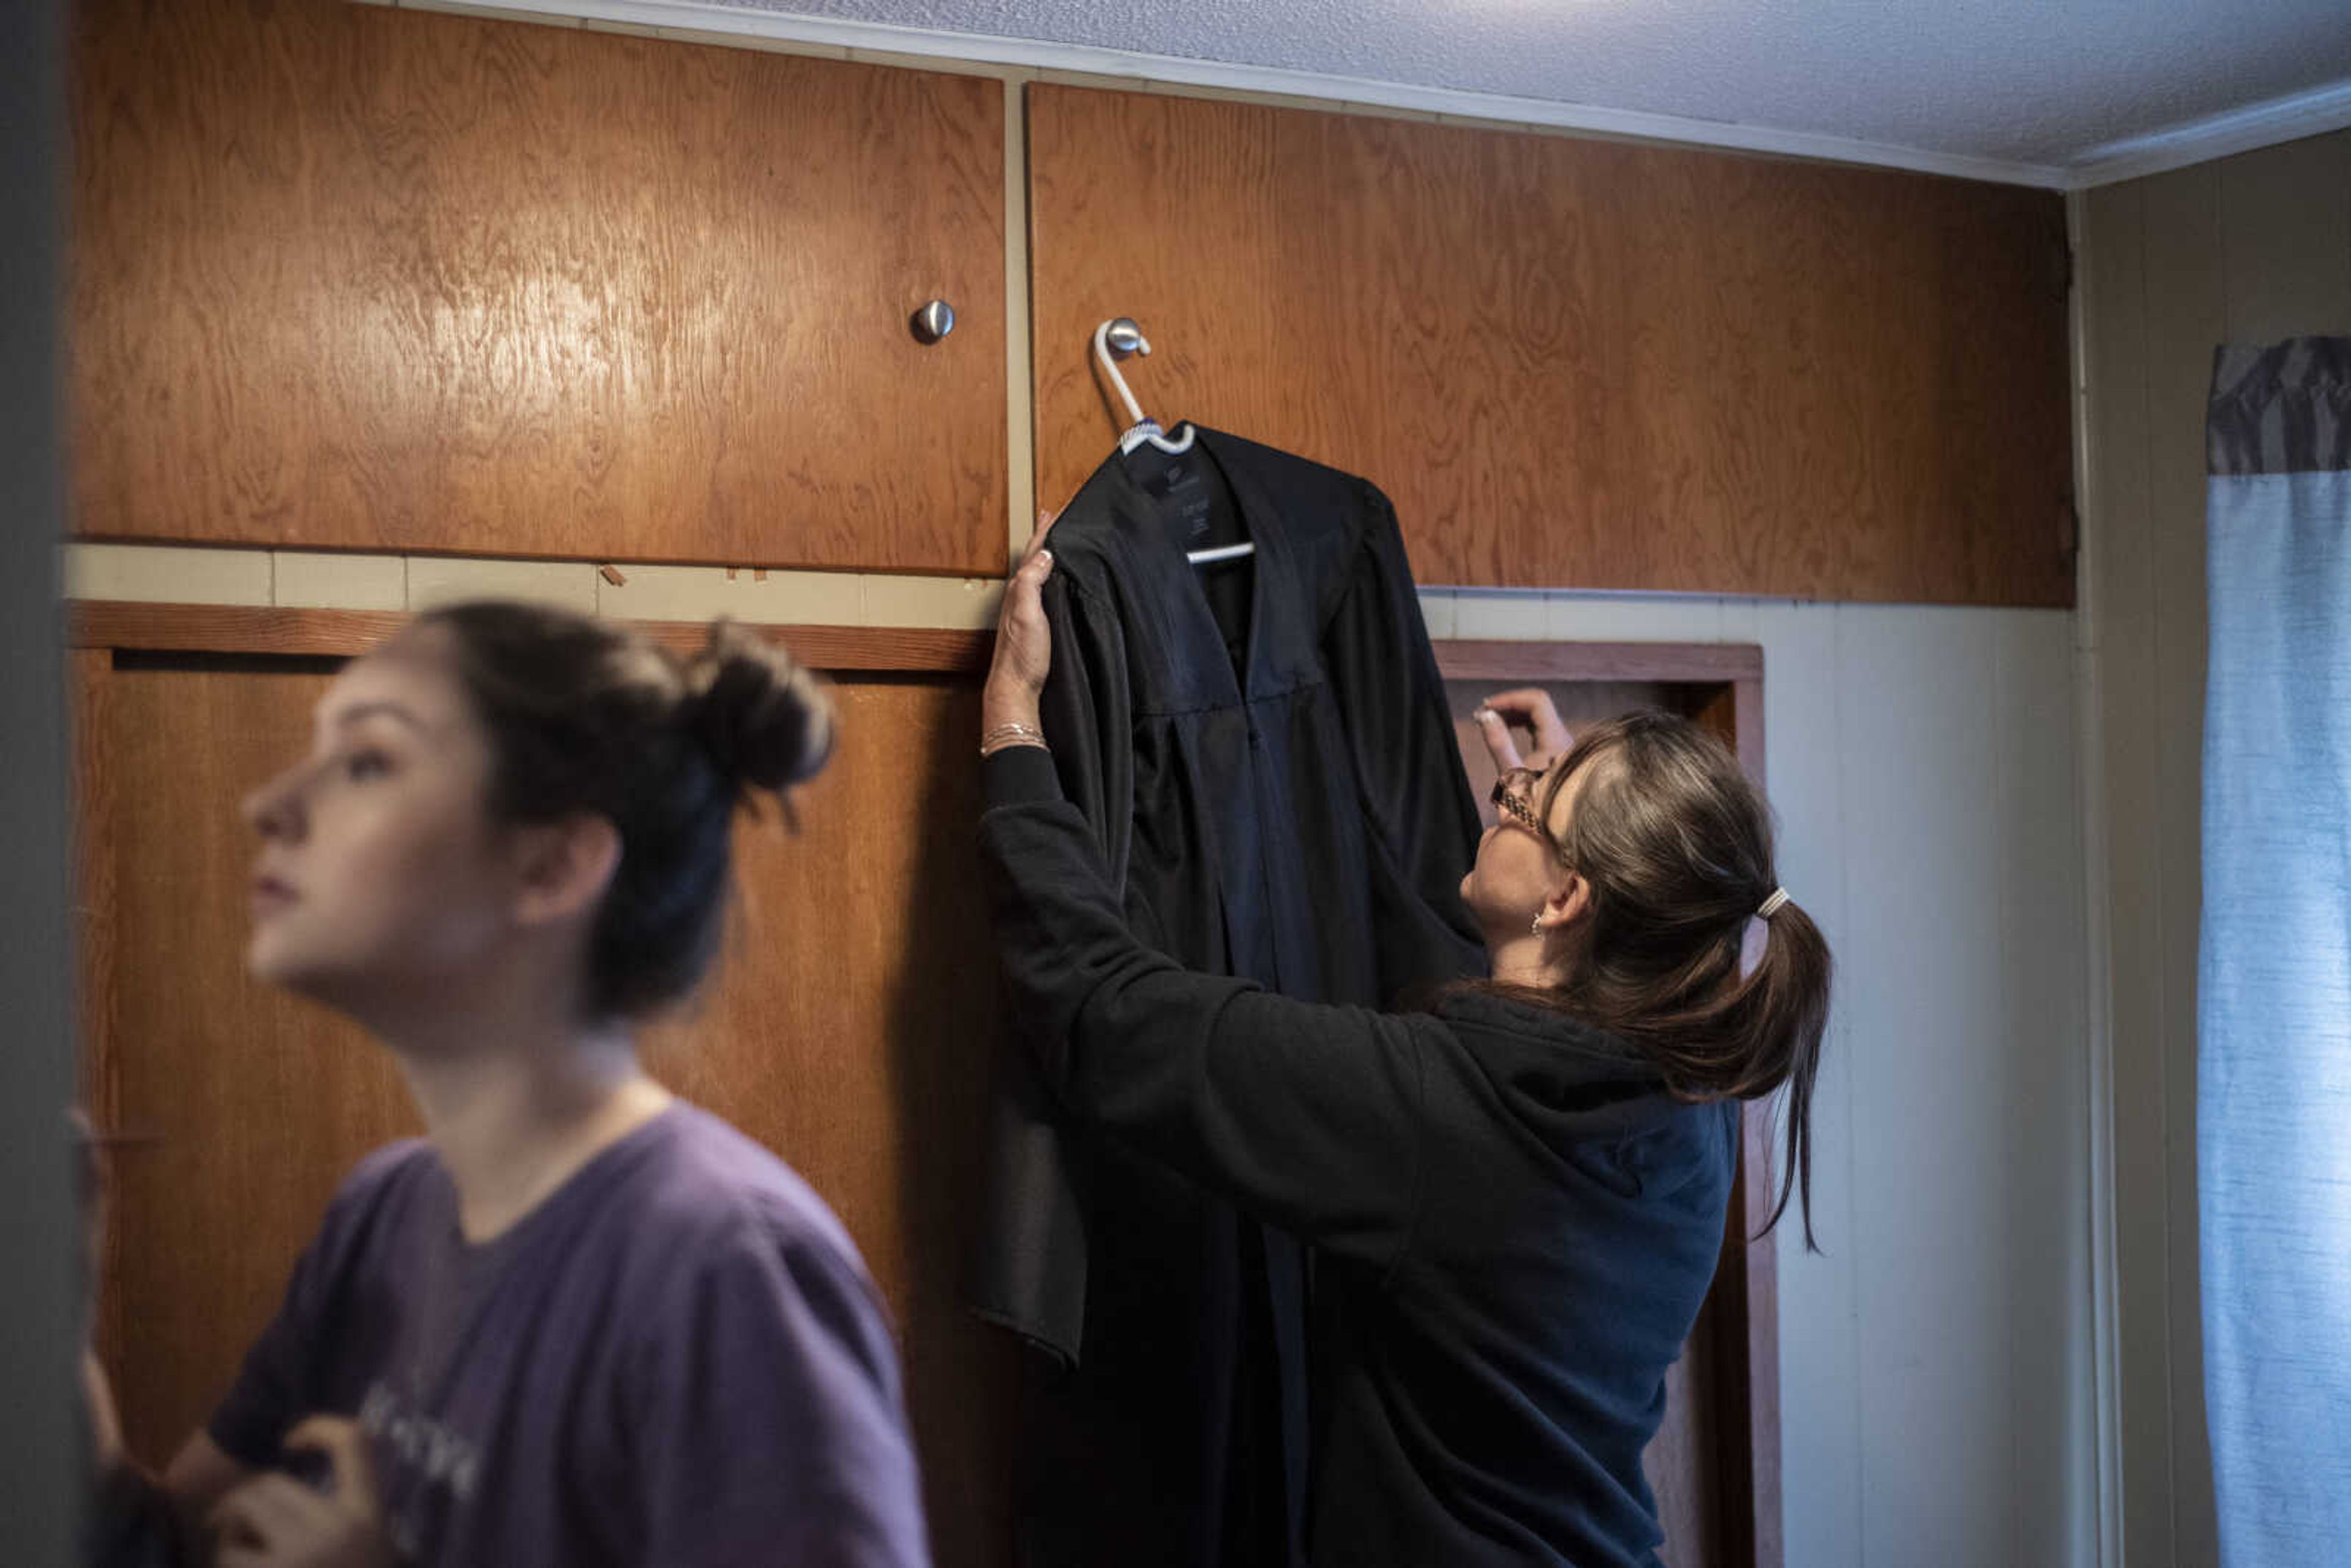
[82,657,1016,1566]
[88,658,419,1466]
[72,0,1007,573]
[1438,639,1762,685]
[68,599,991,673]
[1029,86,2072,606]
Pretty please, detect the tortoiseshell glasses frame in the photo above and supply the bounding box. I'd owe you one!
[1490,767,1572,865]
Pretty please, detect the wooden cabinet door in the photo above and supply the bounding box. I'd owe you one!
[76,647,1018,1568]
[71,0,1008,574]
[1029,84,2072,606]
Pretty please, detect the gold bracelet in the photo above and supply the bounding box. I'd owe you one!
[980,721,1047,757]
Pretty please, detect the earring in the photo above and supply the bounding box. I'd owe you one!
[1530,914,1544,939]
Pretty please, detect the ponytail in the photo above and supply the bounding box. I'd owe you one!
[1727,898,1831,1250]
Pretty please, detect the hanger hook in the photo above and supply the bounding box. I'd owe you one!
[1091,317,1195,456]
[1093,317,1152,429]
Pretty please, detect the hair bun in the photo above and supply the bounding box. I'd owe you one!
[682,621,835,793]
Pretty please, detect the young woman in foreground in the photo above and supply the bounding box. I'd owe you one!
[112,603,929,1567]
[978,530,1829,1567]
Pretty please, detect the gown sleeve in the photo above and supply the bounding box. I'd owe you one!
[1035,571,1135,885]
[1319,484,1488,997]
[980,747,1430,1268]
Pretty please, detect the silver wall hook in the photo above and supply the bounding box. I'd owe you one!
[911,299,956,343]
[1091,318,1196,454]
[1093,317,1152,426]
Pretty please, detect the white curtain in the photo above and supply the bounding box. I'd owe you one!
[2200,336,2351,1564]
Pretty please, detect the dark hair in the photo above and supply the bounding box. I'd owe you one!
[1499,710,1831,1248]
[413,600,834,1020]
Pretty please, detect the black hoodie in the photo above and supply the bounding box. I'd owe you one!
[981,745,1739,1567]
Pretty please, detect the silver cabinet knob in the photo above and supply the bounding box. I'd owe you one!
[1103,317,1145,357]
[912,300,956,343]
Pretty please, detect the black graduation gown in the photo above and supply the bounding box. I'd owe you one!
[971,426,1483,1568]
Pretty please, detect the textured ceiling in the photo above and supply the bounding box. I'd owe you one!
[703,0,2351,168]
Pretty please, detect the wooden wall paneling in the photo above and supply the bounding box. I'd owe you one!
[89,655,419,1464]
[67,601,992,674]
[72,647,127,1386]
[1833,606,2011,1561]
[1028,85,2072,606]
[1992,607,2096,1562]
[72,648,117,1121]
[72,0,1007,573]
[2216,132,2351,345]
[2079,130,2351,1568]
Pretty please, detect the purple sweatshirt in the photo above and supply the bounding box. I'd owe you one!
[209,1103,930,1568]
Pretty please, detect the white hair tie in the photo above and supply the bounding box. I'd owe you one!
[1757,887,1792,920]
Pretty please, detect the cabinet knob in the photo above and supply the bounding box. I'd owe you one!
[911,300,956,343]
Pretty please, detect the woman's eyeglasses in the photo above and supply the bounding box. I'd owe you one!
[1491,767,1572,864]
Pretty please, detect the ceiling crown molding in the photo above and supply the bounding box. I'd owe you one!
[392,0,2076,189]
[387,0,2351,190]
[2066,75,2351,187]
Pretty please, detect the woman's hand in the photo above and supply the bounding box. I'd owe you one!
[1474,688,1573,773]
[208,1417,392,1568]
[983,511,1058,738]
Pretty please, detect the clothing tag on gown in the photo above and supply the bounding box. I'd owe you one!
[1136,453,1217,542]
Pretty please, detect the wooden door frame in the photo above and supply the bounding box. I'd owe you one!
[70,603,1777,1568]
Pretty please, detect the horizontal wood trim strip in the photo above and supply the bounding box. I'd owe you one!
[1434,639,1762,684]
[69,604,412,658]
[67,602,990,675]
[69,608,1763,689]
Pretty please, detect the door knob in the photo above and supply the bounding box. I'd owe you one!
[912,300,956,343]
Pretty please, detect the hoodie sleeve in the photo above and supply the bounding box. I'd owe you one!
[981,746,1431,1268]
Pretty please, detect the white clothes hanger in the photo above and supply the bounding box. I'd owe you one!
[1092,318,1255,566]
[1093,318,1197,457]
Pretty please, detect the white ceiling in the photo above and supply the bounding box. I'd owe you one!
[665,0,2351,184]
